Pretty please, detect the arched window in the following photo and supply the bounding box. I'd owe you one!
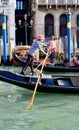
[45,14,54,41]
[77,15,79,48]
[60,14,67,37]
[0,14,2,38]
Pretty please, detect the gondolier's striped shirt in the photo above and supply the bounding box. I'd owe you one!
[28,39,43,57]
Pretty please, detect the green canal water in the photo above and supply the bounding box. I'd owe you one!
[0,66,79,130]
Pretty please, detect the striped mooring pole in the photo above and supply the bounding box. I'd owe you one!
[2,11,7,62]
[67,8,71,61]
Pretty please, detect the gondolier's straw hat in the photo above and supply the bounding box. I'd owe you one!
[37,35,44,40]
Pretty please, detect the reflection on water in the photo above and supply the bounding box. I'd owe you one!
[0,66,79,130]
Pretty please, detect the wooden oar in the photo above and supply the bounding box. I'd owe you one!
[23,53,49,112]
[34,59,46,72]
[34,52,51,72]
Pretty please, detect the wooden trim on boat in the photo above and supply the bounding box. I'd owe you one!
[13,45,30,65]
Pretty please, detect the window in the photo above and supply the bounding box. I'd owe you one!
[1,0,9,4]
[45,14,54,41]
[60,14,67,37]
[16,1,23,10]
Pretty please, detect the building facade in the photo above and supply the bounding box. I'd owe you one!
[0,0,16,43]
[31,0,79,53]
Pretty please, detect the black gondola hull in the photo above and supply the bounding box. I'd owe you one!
[0,70,79,93]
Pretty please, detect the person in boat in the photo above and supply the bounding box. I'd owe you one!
[74,56,79,67]
[20,35,48,75]
[65,57,79,67]
[48,35,56,64]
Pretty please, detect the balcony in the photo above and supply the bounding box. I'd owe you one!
[0,0,16,9]
[36,0,78,5]
[1,0,9,5]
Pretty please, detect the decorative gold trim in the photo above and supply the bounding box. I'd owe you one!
[67,22,71,28]
[2,23,6,29]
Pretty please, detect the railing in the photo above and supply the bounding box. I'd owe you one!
[1,0,9,5]
[36,0,79,5]
[0,0,16,5]
[0,0,16,8]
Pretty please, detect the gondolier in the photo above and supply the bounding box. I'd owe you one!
[21,35,48,75]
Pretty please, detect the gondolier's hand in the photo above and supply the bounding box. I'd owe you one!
[45,52,49,56]
[46,51,51,56]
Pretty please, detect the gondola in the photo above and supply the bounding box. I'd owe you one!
[0,69,79,93]
[13,52,79,72]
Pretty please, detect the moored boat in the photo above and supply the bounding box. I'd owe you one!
[13,45,30,65]
[0,70,79,93]
[13,52,79,72]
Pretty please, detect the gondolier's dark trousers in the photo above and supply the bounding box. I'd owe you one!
[21,54,34,74]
